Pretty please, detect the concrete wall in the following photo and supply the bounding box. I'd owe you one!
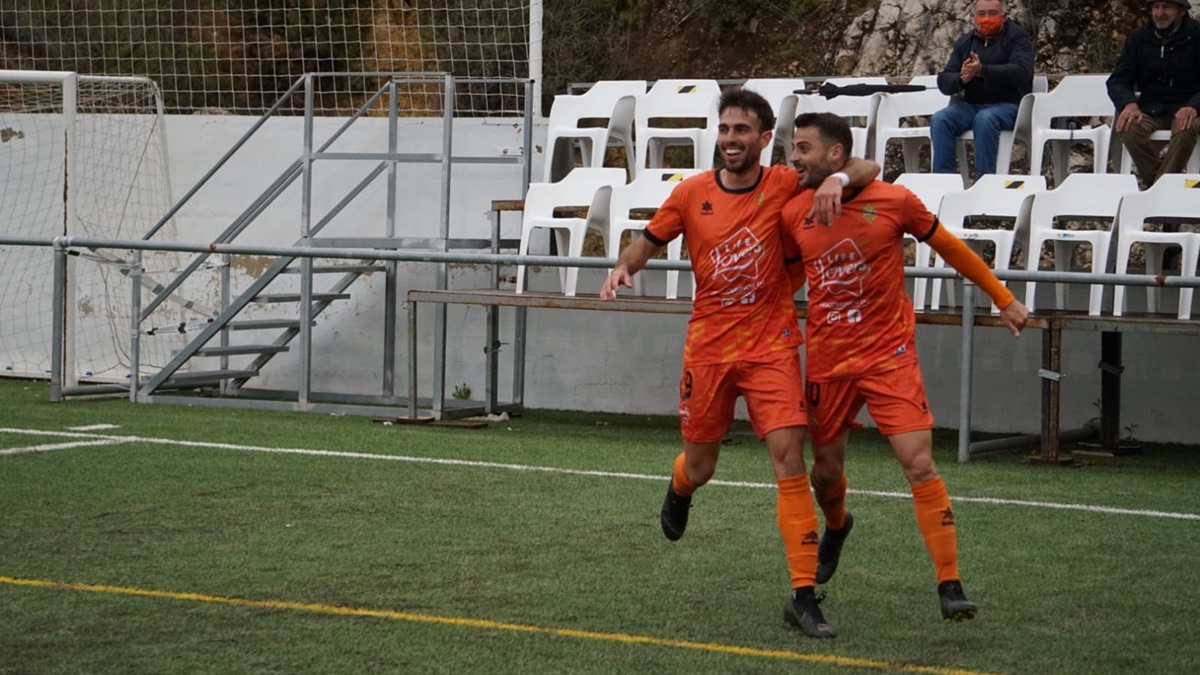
[160,115,1199,444]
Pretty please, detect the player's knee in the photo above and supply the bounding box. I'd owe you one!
[903,453,938,484]
[810,454,844,488]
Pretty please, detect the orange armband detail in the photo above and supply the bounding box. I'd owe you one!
[926,226,1016,309]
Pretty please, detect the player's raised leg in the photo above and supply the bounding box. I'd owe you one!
[890,429,978,622]
[661,440,719,540]
[810,430,855,585]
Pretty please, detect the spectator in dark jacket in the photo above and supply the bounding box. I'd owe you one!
[930,0,1034,180]
[1108,0,1200,186]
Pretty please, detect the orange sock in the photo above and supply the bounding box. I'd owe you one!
[777,474,820,589]
[911,476,960,583]
[815,473,848,531]
[671,453,697,497]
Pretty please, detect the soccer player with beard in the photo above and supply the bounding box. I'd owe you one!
[600,89,878,638]
[781,112,1028,624]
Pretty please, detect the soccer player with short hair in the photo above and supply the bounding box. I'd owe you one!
[601,89,878,638]
[780,112,1028,623]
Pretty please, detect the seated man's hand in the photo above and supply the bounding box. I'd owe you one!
[1175,106,1197,131]
[960,52,982,84]
[1115,103,1143,132]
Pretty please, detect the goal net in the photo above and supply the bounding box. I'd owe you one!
[0,1,539,116]
[0,71,187,384]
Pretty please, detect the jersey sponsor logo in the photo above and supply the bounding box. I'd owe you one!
[711,227,763,284]
[701,200,714,215]
[815,238,869,298]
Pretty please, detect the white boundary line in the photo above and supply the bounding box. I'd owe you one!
[2,426,1198,521]
[0,438,129,456]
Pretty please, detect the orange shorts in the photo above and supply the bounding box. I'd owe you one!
[678,349,808,444]
[805,361,934,447]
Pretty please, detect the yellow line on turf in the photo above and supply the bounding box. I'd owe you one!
[0,575,1002,675]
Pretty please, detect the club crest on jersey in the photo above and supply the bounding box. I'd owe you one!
[757,191,765,205]
[711,227,763,283]
[862,203,878,224]
[815,238,868,298]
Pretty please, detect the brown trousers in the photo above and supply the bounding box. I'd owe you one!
[1116,115,1200,186]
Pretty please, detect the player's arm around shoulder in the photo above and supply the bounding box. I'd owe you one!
[925,225,1029,337]
[805,158,881,225]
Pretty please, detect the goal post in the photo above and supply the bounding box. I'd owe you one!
[0,70,186,387]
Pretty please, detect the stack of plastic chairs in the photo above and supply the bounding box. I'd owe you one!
[931,174,1046,311]
[1014,173,1137,315]
[515,168,627,296]
[607,169,700,299]
[793,76,887,159]
[893,173,966,309]
[872,75,948,173]
[542,80,646,182]
[1111,174,1200,319]
[743,78,806,165]
[634,79,722,176]
[1022,75,1114,183]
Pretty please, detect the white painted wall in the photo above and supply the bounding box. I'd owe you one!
[156,115,1199,444]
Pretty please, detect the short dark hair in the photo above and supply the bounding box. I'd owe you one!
[793,112,853,156]
[718,88,776,134]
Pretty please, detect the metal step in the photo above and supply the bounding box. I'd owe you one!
[227,318,304,331]
[193,345,290,357]
[253,293,351,303]
[281,265,386,274]
[162,369,260,386]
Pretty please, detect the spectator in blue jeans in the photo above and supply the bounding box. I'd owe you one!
[930,0,1034,180]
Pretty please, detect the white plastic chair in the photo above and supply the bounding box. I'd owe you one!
[608,169,700,299]
[1026,75,1114,182]
[956,75,1047,180]
[543,80,645,182]
[634,79,721,175]
[1015,173,1137,315]
[1112,174,1200,319]
[516,168,627,297]
[793,76,886,159]
[743,78,806,165]
[872,75,948,173]
[893,173,966,310]
[931,174,1045,311]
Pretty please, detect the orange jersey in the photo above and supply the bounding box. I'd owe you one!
[644,166,802,366]
[780,180,937,381]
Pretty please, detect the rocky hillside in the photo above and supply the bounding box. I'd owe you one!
[544,0,1152,95]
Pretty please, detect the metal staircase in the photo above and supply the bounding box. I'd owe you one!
[54,72,537,416]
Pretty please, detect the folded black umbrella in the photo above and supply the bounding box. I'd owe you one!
[794,82,930,99]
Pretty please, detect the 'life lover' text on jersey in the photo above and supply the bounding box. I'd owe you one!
[645,166,803,367]
[780,180,937,381]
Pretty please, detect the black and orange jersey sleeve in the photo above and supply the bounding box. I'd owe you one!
[644,181,688,245]
[899,187,938,242]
